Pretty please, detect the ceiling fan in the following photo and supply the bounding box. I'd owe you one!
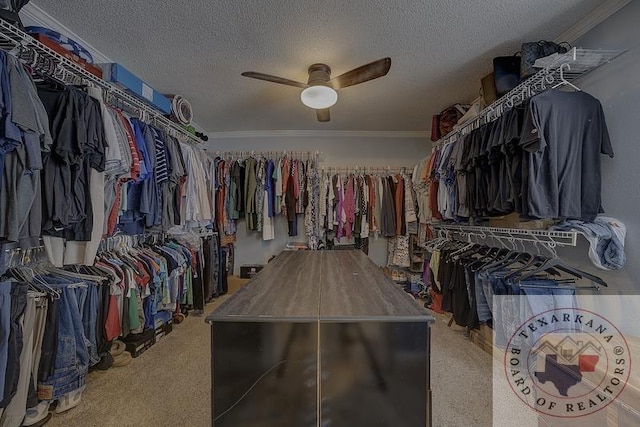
[241,57,391,122]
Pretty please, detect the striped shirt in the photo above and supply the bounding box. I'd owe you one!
[151,127,169,184]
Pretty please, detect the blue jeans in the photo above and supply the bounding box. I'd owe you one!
[474,272,492,323]
[76,282,100,367]
[486,273,514,348]
[38,285,89,400]
[517,278,577,343]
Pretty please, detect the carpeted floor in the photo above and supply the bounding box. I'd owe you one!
[45,293,494,427]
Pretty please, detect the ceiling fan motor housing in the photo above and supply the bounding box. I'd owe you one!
[307,63,332,87]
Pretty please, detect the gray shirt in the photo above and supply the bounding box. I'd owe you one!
[521,90,613,221]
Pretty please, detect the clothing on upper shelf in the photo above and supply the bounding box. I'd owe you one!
[414,90,613,223]
[552,216,626,270]
[0,49,226,268]
[0,51,52,249]
[521,90,613,221]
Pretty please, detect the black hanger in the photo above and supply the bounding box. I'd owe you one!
[519,257,607,288]
[504,254,551,279]
[450,243,481,259]
[469,248,509,271]
[483,250,527,273]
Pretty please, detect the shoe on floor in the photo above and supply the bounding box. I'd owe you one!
[109,339,126,357]
[173,313,185,324]
[22,401,52,426]
[112,351,132,367]
[55,385,85,413]
[91,352,114,371]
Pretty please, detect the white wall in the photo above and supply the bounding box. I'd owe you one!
[548,1,640,296]
[205,134,428,274]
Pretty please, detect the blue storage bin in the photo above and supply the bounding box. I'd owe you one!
[100,63,172,114]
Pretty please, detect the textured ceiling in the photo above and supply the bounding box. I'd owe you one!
[34,0,602,132]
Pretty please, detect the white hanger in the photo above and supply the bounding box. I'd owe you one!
[552,63,580,91]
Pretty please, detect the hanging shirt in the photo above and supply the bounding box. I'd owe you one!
[344,175,355,238]
[244,157,258,231]
[520,89,614,221]
[265,160,275,217]
[274,158,283,213]
[263,160,275,240]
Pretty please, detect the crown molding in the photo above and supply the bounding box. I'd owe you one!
[20,2,112,63]
[555,0,632,44]
[208,130,430,139]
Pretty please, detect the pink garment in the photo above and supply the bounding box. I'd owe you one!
[336,175,344,241]
[344,175,355,238]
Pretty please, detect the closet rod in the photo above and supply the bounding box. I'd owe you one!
[0,20,202,146]
[430,223,578,258]
[2,239,45,253]
[3,244,46,268]
[434,47,626,148]
[320,166,411,173]
[207,150,321,157]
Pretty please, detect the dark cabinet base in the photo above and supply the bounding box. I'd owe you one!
[208,252,433,426]
[211,321,430,427]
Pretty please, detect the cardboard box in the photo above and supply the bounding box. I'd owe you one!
[32,34,103,78]
[240,264,264,279]
[99,63,172,114]
[470,329,494,356]
[489,212,556,230]
[488,212,521,228]
[478,323,494,343]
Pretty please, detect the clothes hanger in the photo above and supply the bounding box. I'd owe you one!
[518,281,600,291]
[482,249,529,273]
[9,260,61,298]
[468,247,509,271]
[518,257,607,287]
[452,243,487,261]
[552,63,580,91]
[49,267,104,282]
[503,254,551,279]
[449,242,477,258]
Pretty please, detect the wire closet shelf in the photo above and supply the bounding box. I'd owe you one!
[435,47,626,147]
[0,19,202,145]
[320,165,411,174]
[430,224,578,257]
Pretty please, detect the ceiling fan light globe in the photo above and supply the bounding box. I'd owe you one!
[300,85,338,109]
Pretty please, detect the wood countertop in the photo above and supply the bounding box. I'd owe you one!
[206,250,433,323]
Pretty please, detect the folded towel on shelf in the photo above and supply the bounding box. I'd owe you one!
[552,216,626,270]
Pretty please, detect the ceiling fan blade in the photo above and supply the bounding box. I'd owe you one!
[316,108,330,122]
[329,57,391,89]
[241,72,308,89]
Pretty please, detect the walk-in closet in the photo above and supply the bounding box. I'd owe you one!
[0,1,639,426]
